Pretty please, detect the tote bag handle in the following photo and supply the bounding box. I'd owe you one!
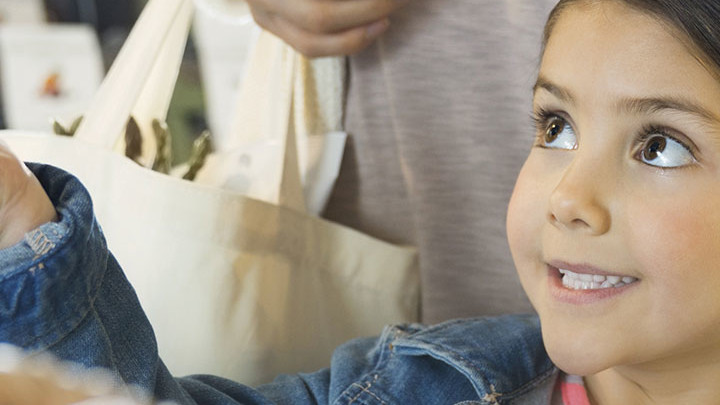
[231,29,306,212]
[74,0,193,166]
[228,28,347,213]
[75,0,310,212]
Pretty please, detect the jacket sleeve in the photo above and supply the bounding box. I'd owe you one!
[0,163,389,405]
[175,332,382,404]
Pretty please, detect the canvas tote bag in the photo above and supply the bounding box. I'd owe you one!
[2,0,419,385]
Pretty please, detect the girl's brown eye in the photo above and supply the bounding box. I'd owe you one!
[536,114,576,150]
[545,118,565,144]
[637,132,695,168]
[641,135,666,161]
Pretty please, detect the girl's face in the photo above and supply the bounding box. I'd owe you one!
[507,1,720,376]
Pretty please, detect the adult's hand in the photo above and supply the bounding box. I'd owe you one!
[246,0,409,57]
[0,140,57,249]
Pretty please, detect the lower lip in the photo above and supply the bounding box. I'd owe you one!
[547,265,638,305]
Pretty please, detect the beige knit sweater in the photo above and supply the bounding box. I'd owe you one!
[323,0,557,322]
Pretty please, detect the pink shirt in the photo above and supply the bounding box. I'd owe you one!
[553,373,591,405]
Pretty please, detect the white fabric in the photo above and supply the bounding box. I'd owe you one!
[191,0,254,147]
[3,0,419,385]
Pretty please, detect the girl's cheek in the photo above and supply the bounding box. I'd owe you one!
[507,160,548,262]
[625,192,720,287]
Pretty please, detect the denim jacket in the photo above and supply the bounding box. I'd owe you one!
[0,163,559,404]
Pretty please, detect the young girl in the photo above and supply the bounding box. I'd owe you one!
[1,0,719,403]
[508,0,720,403]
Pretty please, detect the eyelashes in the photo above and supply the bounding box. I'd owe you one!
[531,108,571,144]
[530,108,562,132]
[530,107,555,137]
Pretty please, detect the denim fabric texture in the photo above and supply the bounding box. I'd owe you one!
[0,163,559,404]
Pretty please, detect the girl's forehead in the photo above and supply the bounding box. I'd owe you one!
[545,1,677,58]
[544,1,720,82]
[537,1,720,110]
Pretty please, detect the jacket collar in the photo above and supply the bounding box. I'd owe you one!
[390,314,557,402]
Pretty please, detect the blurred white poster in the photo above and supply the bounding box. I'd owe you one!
[0,24,104,131]
[0,0,45,24]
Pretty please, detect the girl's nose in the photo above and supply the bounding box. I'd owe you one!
[548,160,611,235]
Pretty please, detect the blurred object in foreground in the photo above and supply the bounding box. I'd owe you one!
[0,344,165,405]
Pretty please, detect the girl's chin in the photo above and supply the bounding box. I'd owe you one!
[546,348,607,377]
[540,324,614,377]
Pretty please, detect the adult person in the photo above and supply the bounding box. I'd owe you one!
[245,0,556,321]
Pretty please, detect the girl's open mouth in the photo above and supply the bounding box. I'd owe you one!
[558,268,638,290]
[546,263,640,304]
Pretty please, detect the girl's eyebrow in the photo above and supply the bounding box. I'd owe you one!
[617,96,719,124]
[533,76,575,104]
[533,75,720,124]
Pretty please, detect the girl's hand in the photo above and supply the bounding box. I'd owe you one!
[245,0,408,57]
[0,139,57,249]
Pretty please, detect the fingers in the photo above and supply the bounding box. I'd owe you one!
[252,9,390,57]
[260,0,405,34]
[246,0,407,57]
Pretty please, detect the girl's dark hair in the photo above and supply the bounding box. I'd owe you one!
[543,0,720,75]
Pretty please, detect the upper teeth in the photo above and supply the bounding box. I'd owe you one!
[559,269,637,290]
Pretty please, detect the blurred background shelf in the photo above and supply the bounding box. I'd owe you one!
[0,0,207,164]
